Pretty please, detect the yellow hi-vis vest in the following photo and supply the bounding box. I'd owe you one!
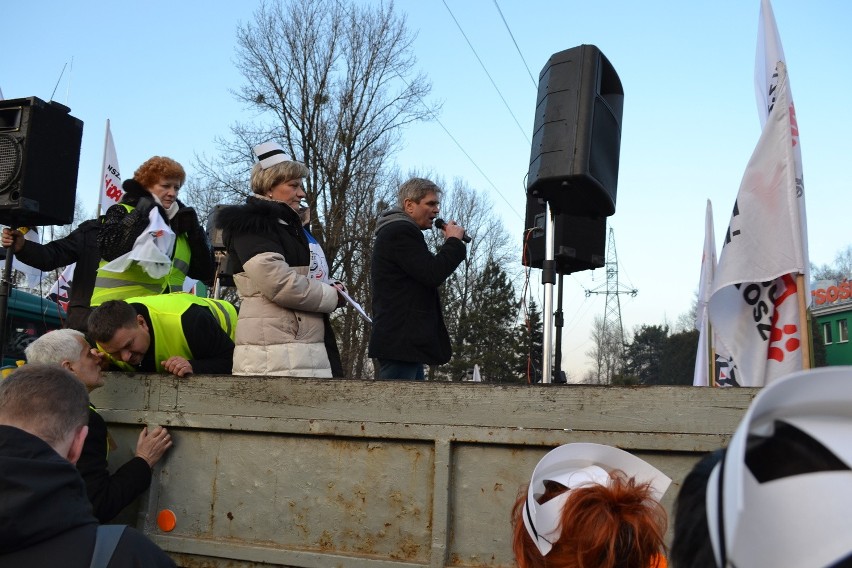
[90,204,192,306]
[106,293,237,373]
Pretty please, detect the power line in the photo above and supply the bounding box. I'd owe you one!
[440,0,530,145]
[396,73,523,220]
[492,0,539,90]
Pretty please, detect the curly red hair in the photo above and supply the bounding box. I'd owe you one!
[133,156,185,189]
[511,472,668,568]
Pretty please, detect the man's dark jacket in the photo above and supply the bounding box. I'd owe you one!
[15,218,101,332]
[368,208,466,365]
[77,405,152,523]
[0,425,175,567]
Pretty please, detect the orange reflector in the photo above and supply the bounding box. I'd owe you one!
[157,509,177,532]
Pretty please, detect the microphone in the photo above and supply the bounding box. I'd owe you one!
[434,218,471,243]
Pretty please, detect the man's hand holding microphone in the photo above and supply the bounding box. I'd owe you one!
[434,218,470,243]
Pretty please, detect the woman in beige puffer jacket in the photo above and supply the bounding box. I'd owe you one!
[215,142,343,377]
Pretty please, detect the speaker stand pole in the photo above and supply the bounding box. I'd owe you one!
[0,248,14,364]
[553,273,564,382]
[541,201,556,384]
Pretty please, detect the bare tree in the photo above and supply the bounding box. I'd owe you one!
[585,315,623,384]
[192,0,435,378]
[812,245,852,282]
[673,290,699,334]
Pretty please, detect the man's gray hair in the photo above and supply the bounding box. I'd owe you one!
[25,329,87,366]
[398,178,441,207]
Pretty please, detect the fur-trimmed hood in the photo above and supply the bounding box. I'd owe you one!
[216,196,302,235]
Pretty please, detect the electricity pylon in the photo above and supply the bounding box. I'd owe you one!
[584,228,638,383]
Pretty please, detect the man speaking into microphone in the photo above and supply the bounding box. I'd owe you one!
[369,178,467,380]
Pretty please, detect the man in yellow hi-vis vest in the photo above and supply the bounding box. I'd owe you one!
[88,294,236,377]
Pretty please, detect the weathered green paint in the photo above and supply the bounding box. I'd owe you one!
[92,375,758,568]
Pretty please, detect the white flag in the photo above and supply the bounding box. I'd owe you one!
[755,0,786,129]
[99,120,122,215]
[708,61,807,387]
[10,227,43,290]
[756,0,810,297]
[47,262,75,312]
[693,200,716,387]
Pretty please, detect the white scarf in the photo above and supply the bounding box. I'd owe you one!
[152,194,180,220]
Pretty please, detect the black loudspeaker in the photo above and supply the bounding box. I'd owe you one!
[527,44,623,218]
[0,96,83,227]
[522,196,606,275]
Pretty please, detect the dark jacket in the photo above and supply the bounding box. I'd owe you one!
[15,218,101,332]
[0,425,175,567]
[368,208,466,365]
[77,405,152,523]
[98,178,215,285]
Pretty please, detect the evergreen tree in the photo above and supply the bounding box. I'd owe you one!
[660,329,699,385]
[448,259,519,382]
[515,299,544,384]
[425,179,516,381]
[622,324,669,385]
[810,310,828,367]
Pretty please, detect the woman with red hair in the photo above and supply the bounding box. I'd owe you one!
[511,443,671,568]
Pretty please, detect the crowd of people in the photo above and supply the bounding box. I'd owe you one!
[0,140,472,565]
[1,141,468,380]
[0,139,473,565]
[3,352,850,566]
[3,141,850,567]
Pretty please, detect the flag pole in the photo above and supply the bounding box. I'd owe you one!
[97,119,109,218]
[797,273,811,369]
[708,322,716,387]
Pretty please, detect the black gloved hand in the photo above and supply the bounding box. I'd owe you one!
[134,196,155,217]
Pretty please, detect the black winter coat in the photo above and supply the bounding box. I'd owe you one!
[15,218,102,332]
[77,405,152,523]
[0,425,175,567]
[217,196,309,275]
[368,210,466,365]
